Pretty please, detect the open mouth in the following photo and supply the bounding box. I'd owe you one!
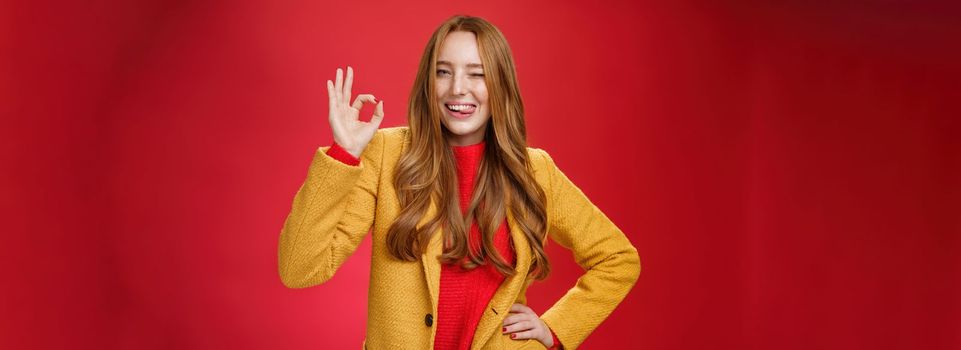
[445,103,477,119]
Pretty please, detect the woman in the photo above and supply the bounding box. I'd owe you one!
[278,15,640,349]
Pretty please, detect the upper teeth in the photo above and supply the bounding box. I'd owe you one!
[448,104,472,111]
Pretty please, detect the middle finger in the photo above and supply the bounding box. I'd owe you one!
[343,66,353,105]
[334,68,344,103]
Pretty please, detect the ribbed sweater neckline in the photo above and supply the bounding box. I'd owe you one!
[451,140,486,160]
[451,140,485,210]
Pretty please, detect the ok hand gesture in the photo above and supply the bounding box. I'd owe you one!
[327,66,384,158]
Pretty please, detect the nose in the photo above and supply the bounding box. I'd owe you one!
[451,73,468,96]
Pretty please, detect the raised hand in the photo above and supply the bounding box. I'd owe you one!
[327,66,384,158]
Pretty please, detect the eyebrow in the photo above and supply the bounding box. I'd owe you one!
[437,60,484,69]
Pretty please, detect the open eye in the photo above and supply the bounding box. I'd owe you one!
[436,69,452,76]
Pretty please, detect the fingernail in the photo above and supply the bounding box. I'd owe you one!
[510,334,516,339]
[502,327,506,333]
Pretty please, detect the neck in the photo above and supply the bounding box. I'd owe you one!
[451,140,486,148]
[447,136,485,147]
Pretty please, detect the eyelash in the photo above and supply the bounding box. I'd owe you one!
[436,69,484,77]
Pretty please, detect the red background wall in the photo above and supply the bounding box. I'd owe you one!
[3,0,959,349]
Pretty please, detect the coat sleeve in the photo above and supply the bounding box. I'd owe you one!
[535,149,641,349]
[277,130,386,289]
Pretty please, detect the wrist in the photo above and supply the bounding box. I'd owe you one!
[332,137,363,157]
[539,320,557,348]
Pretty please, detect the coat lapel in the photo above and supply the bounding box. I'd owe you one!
[470,208,532,349]
[420,199,443,314]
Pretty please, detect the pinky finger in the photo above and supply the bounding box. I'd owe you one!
[509,330,535,340]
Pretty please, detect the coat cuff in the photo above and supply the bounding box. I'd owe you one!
[326,141,361,166]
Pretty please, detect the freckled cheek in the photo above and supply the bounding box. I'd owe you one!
[473,85,489,110]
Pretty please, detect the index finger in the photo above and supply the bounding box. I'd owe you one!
[509,303,534,314]
[502,313,531,326]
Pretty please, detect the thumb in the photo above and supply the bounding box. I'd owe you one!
[370,100,385,127]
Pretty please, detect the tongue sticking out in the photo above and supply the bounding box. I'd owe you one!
[446,104,477,117]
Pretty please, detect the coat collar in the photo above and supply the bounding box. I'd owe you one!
[419,199,533,349]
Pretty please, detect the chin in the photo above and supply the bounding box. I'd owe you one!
[443,121,482,136]
[442,115,490,141]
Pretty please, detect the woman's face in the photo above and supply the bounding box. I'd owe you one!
[435,31,491,146]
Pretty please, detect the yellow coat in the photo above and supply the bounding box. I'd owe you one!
[278,127,640,349]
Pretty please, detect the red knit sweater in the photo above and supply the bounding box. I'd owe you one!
[434,141,513,350]
[326,141,561,349]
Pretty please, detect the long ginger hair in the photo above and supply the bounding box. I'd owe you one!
[386,15,551,280]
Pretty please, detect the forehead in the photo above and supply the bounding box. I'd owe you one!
[437,31,481,65]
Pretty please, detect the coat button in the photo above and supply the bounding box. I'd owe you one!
[425,313,433,327]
